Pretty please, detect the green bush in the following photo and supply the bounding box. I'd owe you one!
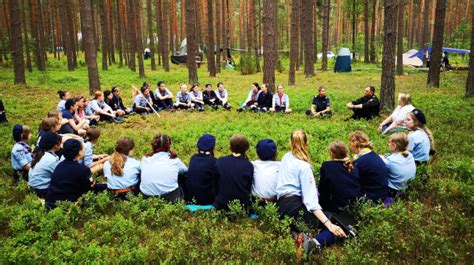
[239,53,257,75]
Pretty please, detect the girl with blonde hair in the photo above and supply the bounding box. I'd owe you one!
[379,93,415,134]
[405,109,435,164]
[276,130,347,251]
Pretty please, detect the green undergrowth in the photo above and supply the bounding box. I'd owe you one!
[0,55,472,263]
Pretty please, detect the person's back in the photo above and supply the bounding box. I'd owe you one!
[354,151,388,202]
[104,156,140,190]
[185,153,217,204]
[140,152,187,196]
[383,152,416,191]
[319,161,362,212]
[408,129,430,162]
[251,160,280,200]
[214,154,254,210]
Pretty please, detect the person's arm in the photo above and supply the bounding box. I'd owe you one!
[347,97,363,109]
[271,96,276,110]
[317,165,330,209]
[320,98,331,114]
[156,90,168,100]
[13,147,31,171]
[285,95,290,110]
[134,97,150,112]
[176,158,188,174]
[83,144,94,168]
[379,116,393,132]
[215,91,224,101]
[243,91,252,105]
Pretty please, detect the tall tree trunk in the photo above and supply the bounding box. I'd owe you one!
[427,0,447,87]
[146,0,156,70]
[321,0,330,71]
[127,0,136,71]
[369,0,377,63]
[313,0,318,60]
[262,0,277,92]
[162,0,170,71]
[289,0,299,85]
[380,0,397,113]
[66,0,77,68]
[9,0,26,84]
[116,0,123,66]
[80,0,100,94]
[302,0,315,77]
[135,0,145,77]
[185,0,198,84]
[421,0,430,66]
[215,0,220,73]
[21,0,32,72]
[466,1,474,97]
[254,0,260,72]
[207,0,216,77]
[407,0,413,49]
[298,0,303,69]
[58,0,73,70]
[31,0,45,70]
[156,0,163,66]
[107,0,115,64]
[396,0,404,75]
[364,0,369,63]
[36,0,46,65]
[99,0,108,70]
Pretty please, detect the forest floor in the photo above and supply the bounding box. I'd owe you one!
[0,57,472,263]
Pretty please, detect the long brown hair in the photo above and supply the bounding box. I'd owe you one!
[40,117,60,132]
[407,112,436,152]
[110,137,135,176]
[389,133,410,157]
[348,131,373,151]
[148,134,177,158]
[329,141,354,172]
[290,130,311,163]
[229,134,250,159]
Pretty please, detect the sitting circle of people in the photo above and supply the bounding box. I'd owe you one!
[11,82,436,254]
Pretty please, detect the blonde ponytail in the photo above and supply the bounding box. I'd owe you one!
[290,130,311,163]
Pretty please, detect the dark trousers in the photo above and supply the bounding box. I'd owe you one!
[161,187,184,203]
[0,99,7,123]
[274,106,287,113]
[13,169,28,182]
[99,113,114,122]
[277,196,320,230]
[351,109,377,120]
[216,99,231,109]
[33,188,49,198]
[193,102,204,110]
[157,99,174,110]
[60,124,76,134]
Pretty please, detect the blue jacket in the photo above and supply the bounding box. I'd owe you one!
[185,153,217,205]
[354,151,388,202]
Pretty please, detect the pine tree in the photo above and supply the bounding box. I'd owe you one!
[380,0,397,113]
[80,0,100,94]
[9,0,26,84]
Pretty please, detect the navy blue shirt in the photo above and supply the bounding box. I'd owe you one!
[214,155,254,210]
[318,161,362,212]
[312,95,331,112]
[257,91,273,109]
[203,90,218,104]
[61,109,74,120]
[46,159,93,208]
[354,151,388,202]
[185,153,217,205]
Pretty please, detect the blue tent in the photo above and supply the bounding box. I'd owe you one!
[334,48,352,72]
[410,47,471,60]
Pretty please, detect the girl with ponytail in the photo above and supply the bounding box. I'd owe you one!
[381,133,416,198]
[104,137,140,198]
[405,109,435,164]
[140,134,187,202]
[318,141,362,213]
[276,130,347,250]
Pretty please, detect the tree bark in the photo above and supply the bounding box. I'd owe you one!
[21,0,32,72]
[162,0,170,71]
[352,0,356,60]
[289,0,299,85]
[466,1,474,97]
[99,0,108,70]
[215,0,221,72]
[127,0,136,71]
[135,0,145,77]
[380,0,397,113]
[207,0,216,77]
[262,0,277,92]
[80,0,100,94]
[302,0,315,77]
[369,0,377,63]
[186,0,198,84]
[427,0,447,87]
[116,0,123,66]
[9,0,26,84]
[31,0,45,71]
[364,0,369,63]
[146,0,156,70]
[321,0,330,71]
[66,0,77,68]
[421,0,430,66]
[396,0,404,75]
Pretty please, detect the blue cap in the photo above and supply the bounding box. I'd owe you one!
[412,109,426,125]
[62,139,82,160]
[12,124,23,142]
[256,139,277,160]
[197,134,216,151]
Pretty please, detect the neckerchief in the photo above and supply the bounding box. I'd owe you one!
[354,148,371,160]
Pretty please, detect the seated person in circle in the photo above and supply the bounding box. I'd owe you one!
[238,83,261,112]
[203,83,218,109]
[406,109,435,164]
[140,134,188,203]
[190,84,205,111]
[185,134,217,205]
[306,86,332,118]
[251,139,280,202]
[155,81,174,110]
[60,99,89,136]
[256,83,273,112]
[133,85,155,114]
[379,93,415,134]
[381,133,416,199]
[110,86,132,116]
[56,90,71,112]
[89,91,117,122]
[271,84,292,113]
[174,83,194,110]
[214,134,253,211]
[215,82,232,110]
[346,86,380,120]
[104,137,141,199]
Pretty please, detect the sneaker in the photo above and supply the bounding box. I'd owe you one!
[237,108,244,112]
[113,118,124,124]
[301,233,317,256]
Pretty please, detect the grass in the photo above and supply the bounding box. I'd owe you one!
[0,54,473,263]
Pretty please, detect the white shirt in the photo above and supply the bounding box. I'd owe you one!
[104,156,141,190]
[276,152,321,212]
[89,99,112,113]
[28,152,60,190]
[140,152,188,196]
[251,160,280,199]
[390,104,415,125]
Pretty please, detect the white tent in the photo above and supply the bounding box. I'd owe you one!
[337,48,351,56]
[402,49,423,67]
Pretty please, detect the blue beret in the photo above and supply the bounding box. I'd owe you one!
[62,139,82,160]
[12,124,23,142]
[197,134,216,151]
[39,132,61,151]
[412,109,426,125]
[256,139,277,160]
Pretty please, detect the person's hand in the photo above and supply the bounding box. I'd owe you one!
[346,102,353,109]
[326,222,347,238]
[146,107,151,112]
[378,125,384,132]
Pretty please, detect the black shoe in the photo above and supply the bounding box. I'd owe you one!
[237,108,244,112]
